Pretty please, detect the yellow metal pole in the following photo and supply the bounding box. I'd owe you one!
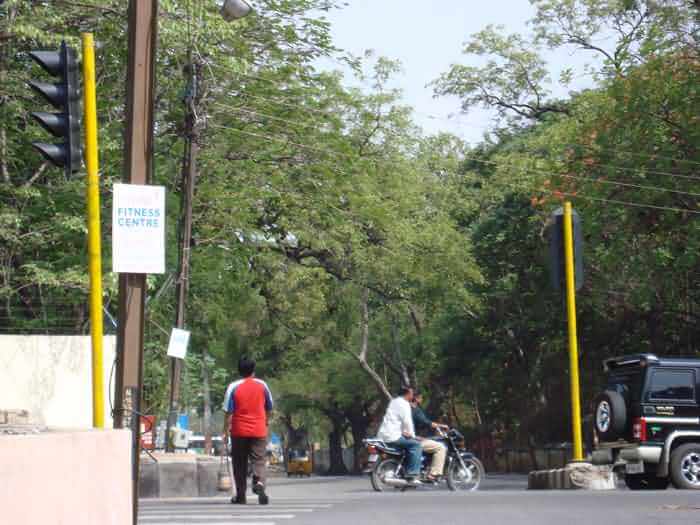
[82,33,105,428]
[563,201,583,461]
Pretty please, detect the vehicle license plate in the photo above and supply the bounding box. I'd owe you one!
[625,461,644,474]
[368,454,378,462]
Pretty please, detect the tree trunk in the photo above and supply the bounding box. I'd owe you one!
[348,288,392,401]
[327,415,348,475]
[349,415,369,474]
[202,345,212,455]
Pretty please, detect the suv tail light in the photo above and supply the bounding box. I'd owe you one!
[632,417,647,442]
[367,445,377,454]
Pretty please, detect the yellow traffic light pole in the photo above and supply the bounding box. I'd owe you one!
[563,202,583,461]
[82,33,105,428]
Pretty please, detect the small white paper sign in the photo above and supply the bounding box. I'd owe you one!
[112,183,166,274]
[167,328,190,360]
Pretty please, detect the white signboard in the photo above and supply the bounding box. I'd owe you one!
[112,183,165,274]
[167,328,191,360]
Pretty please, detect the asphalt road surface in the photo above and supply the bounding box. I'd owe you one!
[138,474,700,525]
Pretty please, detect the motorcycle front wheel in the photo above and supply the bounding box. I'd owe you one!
[371,457,401,492]
[446,456,484,492]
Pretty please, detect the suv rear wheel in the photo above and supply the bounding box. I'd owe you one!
[670,443,700,490]
[624,473,669,490]
[593,390,627,441]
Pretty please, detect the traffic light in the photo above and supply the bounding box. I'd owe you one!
[546,207,584,291]
[27,41,81,175]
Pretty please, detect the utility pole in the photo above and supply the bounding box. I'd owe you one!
[114,1,158,522]
[165,57,200,452]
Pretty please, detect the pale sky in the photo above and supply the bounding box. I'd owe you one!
[319,1,598,144]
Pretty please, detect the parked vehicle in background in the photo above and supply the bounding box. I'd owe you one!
[287,448,312,477]
[592,354,700,489]
[187,435,225,456]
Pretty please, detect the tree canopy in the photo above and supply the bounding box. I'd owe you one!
[1,0,697,471]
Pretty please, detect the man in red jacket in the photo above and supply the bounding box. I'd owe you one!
[222,356,273,505]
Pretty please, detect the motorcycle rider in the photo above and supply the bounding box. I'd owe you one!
[411,390,448,481]
[377,386,422,485]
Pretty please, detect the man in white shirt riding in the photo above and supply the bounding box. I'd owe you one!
[377,386,422,485]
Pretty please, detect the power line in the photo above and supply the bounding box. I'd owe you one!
[460,154,700,198]
[556,191,700,215]
[205,64,700,179]
[210,102,700,196]
[460,173,700,215]
[211,121,700,215]
[211,102,337,130]
[558,152,700,180]
[560,143,700,168]
[210,103,700,193]
[216,89,700,182]
[208,123,357,163]
[414,110,700,168]
[215,122,700,199]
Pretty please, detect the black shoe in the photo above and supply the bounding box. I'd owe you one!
[252,481,269,505]
[230,496,246,504]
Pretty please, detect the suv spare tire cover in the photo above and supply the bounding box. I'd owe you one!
[594,390,627,441]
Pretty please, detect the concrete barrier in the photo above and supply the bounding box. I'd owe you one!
[528,462,616,490]
[0,429,132,525]
[139,453,226,498]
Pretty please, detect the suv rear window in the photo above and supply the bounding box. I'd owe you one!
[606,368,643,404]
[647,369,696,402]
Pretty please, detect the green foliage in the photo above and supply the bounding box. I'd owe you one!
[1,0,698,456]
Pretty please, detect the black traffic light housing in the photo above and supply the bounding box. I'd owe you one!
[27,41,81,175]
[546,207,584,292]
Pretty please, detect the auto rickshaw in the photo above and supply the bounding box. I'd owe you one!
[286,448,312,477]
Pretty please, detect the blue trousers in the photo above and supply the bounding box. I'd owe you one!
[389,436,422,476]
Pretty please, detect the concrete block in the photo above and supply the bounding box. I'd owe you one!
[568,462,616,490]
[528,462,616,490]
[139,458,160,499]
[197,457,220,497]
[0,409,31,425]
[159,458,198,498]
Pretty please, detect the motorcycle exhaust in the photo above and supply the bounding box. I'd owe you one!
[382,476,408,487]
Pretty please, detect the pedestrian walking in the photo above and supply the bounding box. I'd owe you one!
[222,356,273,505]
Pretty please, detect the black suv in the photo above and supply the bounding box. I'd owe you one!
[592,354,700,490]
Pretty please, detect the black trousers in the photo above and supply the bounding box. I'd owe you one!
[230,436,267,498]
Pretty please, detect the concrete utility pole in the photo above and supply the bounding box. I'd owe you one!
[165,57,200,452]
[114,1,158,522]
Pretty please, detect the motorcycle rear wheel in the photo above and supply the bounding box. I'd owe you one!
[446,456,484,492]
[371,457,401,492]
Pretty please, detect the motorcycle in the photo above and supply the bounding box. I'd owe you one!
[364,428,484,492]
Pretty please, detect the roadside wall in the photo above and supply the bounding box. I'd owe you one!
[0,429,132,525]
[0,335,116,428]
[493,447,574,473]
[312,448,354,473]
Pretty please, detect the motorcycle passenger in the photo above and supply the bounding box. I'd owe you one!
[377,386,422,485]
[411,390,448,481]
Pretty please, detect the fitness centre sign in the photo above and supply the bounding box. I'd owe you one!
[112,183,165,274]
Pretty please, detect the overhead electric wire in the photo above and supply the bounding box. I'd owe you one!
[459,155,700,198]
[203,63,700,179]
[207,123,357,163]
[460,173,700,215]
[208,120,700,215]
[216,90,700,181]
[210,103,700,191]
[210,115,700,199]
[212,98,693,186]
[414,110,700,169]
[211,102,338,130]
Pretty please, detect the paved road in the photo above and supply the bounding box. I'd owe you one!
[139,474,700,525]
